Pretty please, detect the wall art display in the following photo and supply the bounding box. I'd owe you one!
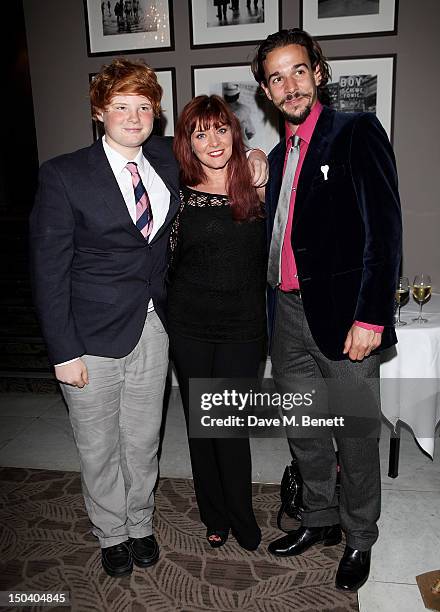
[84,0,174,55]
[189,0,281,48]
[301,0,398,38]
[90,67,176,140]
[327,55,395,140]
[192,63,281,154]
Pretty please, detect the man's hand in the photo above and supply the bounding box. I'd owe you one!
[247,148,269,187]
[343,324,382,361]
[55,359,89,388]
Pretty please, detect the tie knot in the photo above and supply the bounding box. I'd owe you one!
[292,135,300,148]
[126,162,139,176]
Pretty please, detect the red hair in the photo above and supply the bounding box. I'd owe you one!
[173,95,263,221]
[90,57,162,119]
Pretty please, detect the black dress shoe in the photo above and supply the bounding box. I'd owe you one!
[335,546,371,591]
[268,525,342,557]
[101,541,133,577]
[129,535,159,567]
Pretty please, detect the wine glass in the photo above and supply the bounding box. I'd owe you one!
[412,274,432,323]
[395,276,409,326]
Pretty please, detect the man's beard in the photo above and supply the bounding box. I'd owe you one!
[279,93,313,125]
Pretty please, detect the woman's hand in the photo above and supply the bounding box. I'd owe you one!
[247,148,269,187]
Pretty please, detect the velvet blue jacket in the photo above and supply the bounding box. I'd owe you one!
[266,106,402,360]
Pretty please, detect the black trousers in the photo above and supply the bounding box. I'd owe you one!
[271,291,381,551]
[170,333,264,545]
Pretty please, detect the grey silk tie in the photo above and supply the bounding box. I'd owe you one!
[267,135,301,288]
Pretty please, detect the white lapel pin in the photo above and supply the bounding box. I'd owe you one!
[320,164,329,181]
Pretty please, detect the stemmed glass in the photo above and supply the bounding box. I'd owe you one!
[395,276,409,326]
[412,274,432,323]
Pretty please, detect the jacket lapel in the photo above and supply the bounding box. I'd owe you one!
[87,140,145,242]
[292,106,334,231]
[88,137,180,244]
[268,142,285,228]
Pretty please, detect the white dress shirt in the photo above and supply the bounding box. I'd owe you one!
[102,137,170,241]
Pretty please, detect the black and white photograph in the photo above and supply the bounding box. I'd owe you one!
[327,56,395,140]
[301,0,397,38]
[192,64,280,153]
[318,0,379,19]
[207,0,264,28]
[84,0,173,55]
[189,0,280,48]
[90,67,176,140]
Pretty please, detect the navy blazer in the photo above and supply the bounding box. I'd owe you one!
[29,136,180,365]
[266,106,402,360]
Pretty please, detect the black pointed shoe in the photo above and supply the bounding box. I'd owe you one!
[129,535,160,568]
[268,525,342,557]
[335,546,371,591]
[101,541,133,577]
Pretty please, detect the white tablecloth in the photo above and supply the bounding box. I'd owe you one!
[380,293,440,457]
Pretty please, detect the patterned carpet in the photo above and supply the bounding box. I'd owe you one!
[0,468,358,612]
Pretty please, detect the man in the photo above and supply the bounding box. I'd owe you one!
[30,58,267,579]
[252,29,401,591]
[213,0,229,23]
[29,58,178,578]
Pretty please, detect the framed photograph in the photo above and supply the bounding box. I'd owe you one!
[301,0,398,39]
[189,0,281,48]
[327,55,396,141]
[192,64,281,154]
[90,67,176,141]
[84,0,174,56]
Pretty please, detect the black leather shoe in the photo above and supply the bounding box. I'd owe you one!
[101,541,133,577]
[129,535,160,568]
[335,546,371,591]
[268,525,342,557]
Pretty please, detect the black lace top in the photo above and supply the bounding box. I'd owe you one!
[167,186,267,343]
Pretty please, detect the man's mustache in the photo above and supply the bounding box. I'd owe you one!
[282,92,311,103]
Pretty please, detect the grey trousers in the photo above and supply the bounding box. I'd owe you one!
[61,310,169,548]
[271,290,381,551]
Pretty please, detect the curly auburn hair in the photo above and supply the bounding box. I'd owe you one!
[89,57,162,119]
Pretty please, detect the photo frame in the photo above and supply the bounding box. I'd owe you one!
[301,0,398,39]
[327,55,396,141]
[90,67,177,141]
[84,0,174,56]
[189,0,281,48]
[192,63,281,154]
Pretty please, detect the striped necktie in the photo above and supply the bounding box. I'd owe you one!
[126,162,153,239]
[267,135,300,288]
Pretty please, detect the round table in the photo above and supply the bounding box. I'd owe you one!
[380,293,440,458]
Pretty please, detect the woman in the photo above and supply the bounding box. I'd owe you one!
[168,95,267,551]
